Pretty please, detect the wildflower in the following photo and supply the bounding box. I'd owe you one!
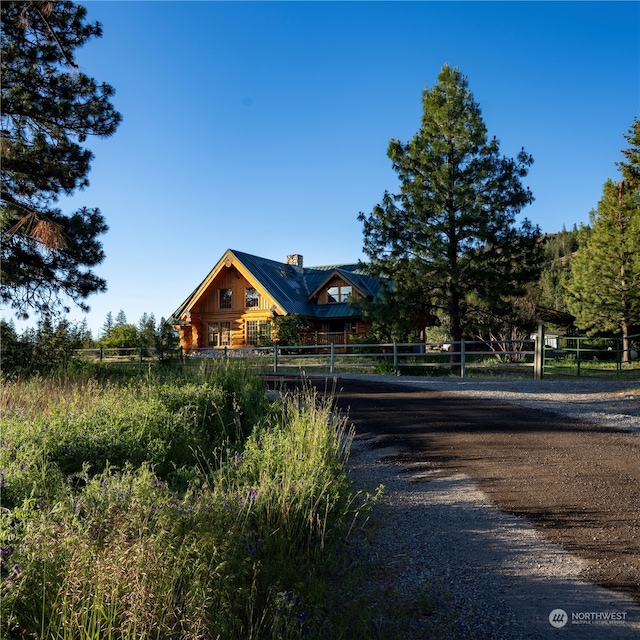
[247,533,260,559]
[2,560,20,586]
[0,546,14,565]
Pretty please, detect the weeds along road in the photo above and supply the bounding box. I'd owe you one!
[267,374,640,605]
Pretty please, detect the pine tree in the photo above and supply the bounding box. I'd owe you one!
[535,226,580,313]
[102,311,114,337]
[155,317,179,358]
[565,179,640,361]
[358,65,540,362]
[138,312,157,350]
[1,1,121,319]
[115,309,127,326]
[617,116,640,188]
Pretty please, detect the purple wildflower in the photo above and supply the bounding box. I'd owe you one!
[0,546,14,565]
[247,533,260,559]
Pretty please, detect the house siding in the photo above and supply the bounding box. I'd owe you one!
[170,249,382,350]
[178,265,278,349]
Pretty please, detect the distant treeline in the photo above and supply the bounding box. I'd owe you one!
[1,312,178,374]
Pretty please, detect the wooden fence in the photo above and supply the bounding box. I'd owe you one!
[76,337,540,378]
[73,328,640,379]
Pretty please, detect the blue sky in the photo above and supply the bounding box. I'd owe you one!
[8,1,640,336]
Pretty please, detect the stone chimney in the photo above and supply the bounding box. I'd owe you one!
[286,254,303,271]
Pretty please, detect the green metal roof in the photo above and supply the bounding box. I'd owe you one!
[169,249,385,323]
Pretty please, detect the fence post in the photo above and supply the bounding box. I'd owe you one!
[460,338,466,378]
[273,345,278,373]
[393,341,398,375]
[139,347,143,364]
[100,346,103,362]
[534,324,544,380]
[330,342,335,374]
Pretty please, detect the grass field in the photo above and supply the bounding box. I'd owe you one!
[0,363,380,639]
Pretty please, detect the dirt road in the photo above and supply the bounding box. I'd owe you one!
[326,376,640,604]
[269,374,640,605]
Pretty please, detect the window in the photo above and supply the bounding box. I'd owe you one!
[220,322,232,346]
[208,322,232,347]
[246,320,271,346]
[245,287,259,308]
[327,284,353,303]
[219,288,232,309]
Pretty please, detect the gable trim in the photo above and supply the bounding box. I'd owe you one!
[307,269,368,301]
[171,250,288,323]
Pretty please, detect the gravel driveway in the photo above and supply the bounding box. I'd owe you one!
[276,374,640,639]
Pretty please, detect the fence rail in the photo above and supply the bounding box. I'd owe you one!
[71,330,640,379]
[75,339,539,378]
[542,333,640,378]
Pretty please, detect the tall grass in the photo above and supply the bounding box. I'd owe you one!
[0,363,377,639]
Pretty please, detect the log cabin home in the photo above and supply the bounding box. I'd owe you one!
[168,249,383,350]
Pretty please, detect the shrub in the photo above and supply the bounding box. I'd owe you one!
[0,364,376,639]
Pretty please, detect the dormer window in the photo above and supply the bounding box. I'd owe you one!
[327,285,352,303]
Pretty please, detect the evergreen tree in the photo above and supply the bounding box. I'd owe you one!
[155,317,179,358]
[617,116,640,188]
[358,65,540,362]
[0,319,26,373]
[115,309,127,325]
[535,226,580,313]
[1,1,121,319]
[138,312,157,352]
[565,179,640,361]
[1,317,92,373]
[102,311,114,337]
[74,318,94,347]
